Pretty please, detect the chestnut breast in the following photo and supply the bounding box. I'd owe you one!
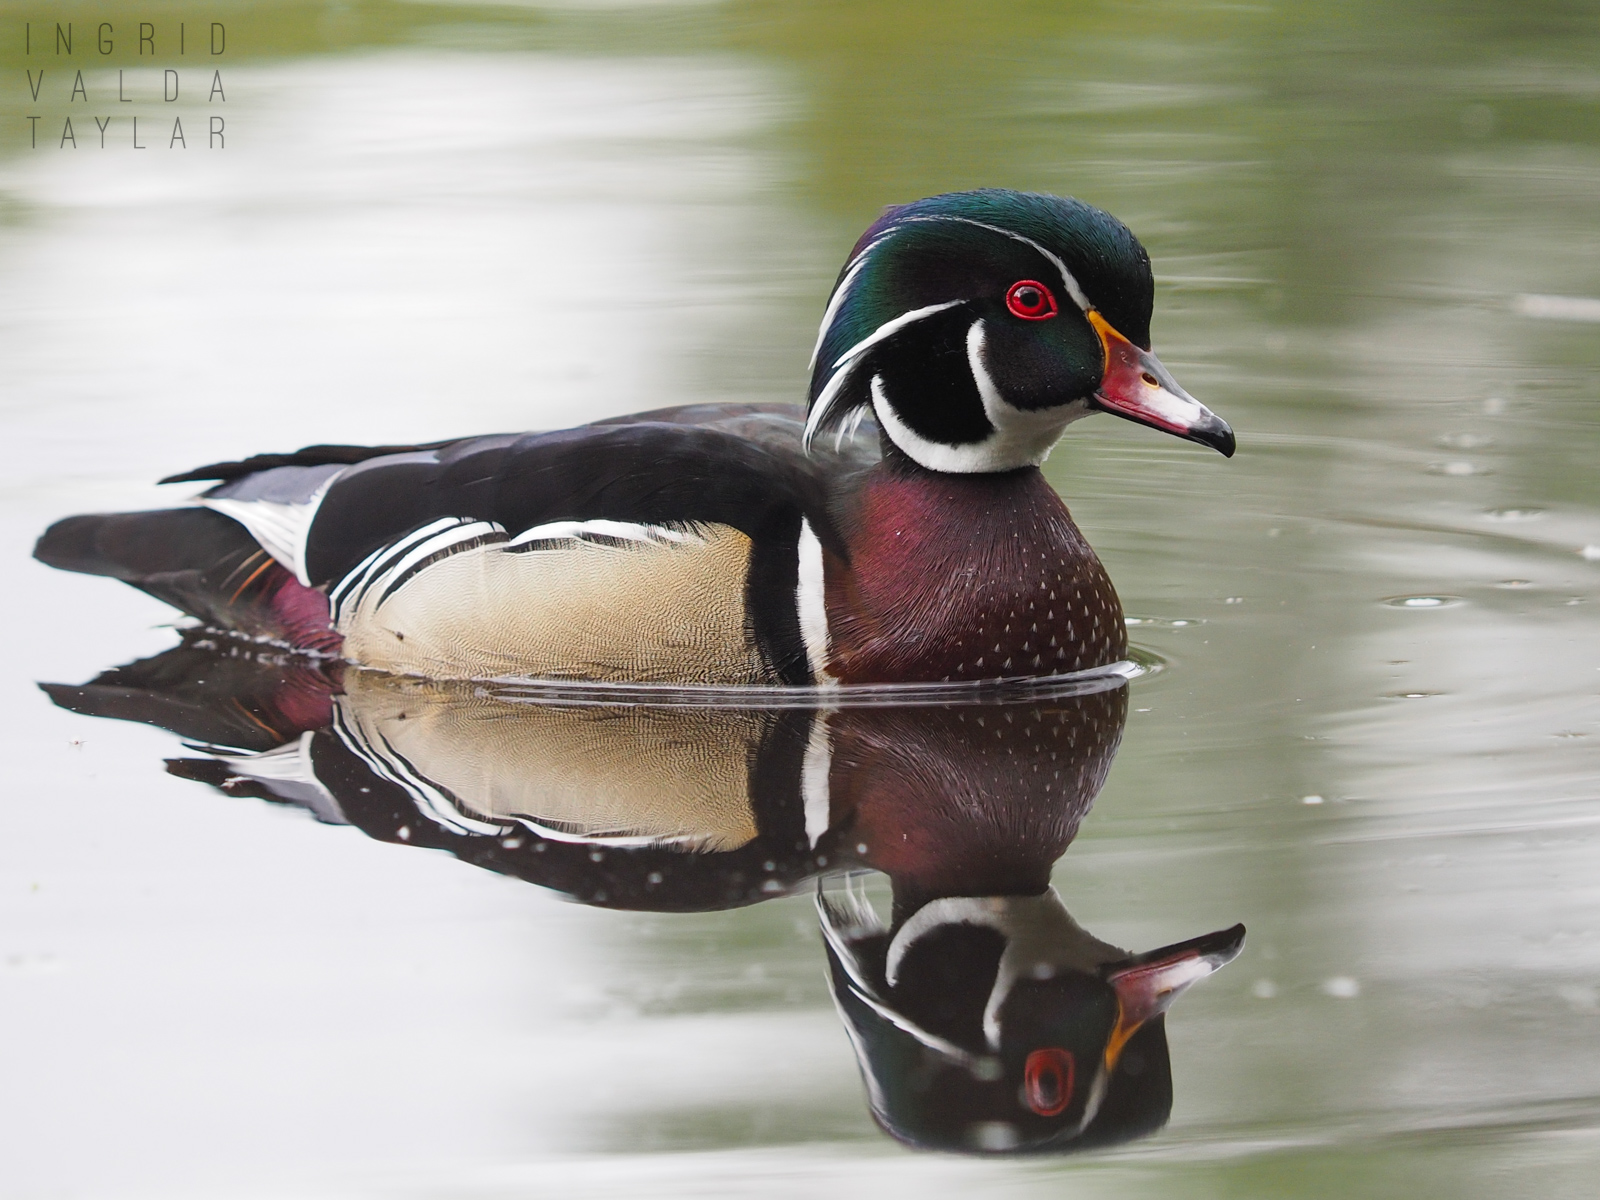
[824,466,1126,683]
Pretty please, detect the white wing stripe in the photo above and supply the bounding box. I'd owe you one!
[330,703,506,837]
[507,518,696,548]
[365,521,506,613]
[202,468,343,588]
[330,517,504,625]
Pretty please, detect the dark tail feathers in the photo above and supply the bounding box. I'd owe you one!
[35,508,339,653]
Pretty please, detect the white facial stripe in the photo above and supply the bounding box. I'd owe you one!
[870,374,994,473]
[802,354,863,452]
[808,236,887,372]
[964,319,1007,420]
[866,326,1088,474]
[967,320,1094,465]
[829,299,964,371]
[803,299,962,453]
[835,404,869,452]
[899,214,1092,313]
[885,897,1010,987]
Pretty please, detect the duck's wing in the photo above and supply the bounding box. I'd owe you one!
[295,422,836,582]
[597,402,882,469]
[159,437,471,485]
[185,420,839,683]
[163,404,813,486]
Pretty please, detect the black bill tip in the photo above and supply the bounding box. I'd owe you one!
[1190,415,1236,459]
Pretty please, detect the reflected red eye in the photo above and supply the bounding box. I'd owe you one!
[1023,1047,1075,1116]
[1005,280,1058,321]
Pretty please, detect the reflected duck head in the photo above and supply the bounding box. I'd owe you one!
[805,189,1235,472]
[819,882,1244,1155]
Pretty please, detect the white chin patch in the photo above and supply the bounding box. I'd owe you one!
[869,320,1088,474]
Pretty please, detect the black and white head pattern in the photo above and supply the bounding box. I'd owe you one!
[803,190,1156,474]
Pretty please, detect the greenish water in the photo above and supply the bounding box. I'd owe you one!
[3,2,1599,1196]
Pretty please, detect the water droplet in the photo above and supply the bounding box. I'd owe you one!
[1323,976,1361,999]
[1252,979,1278,999]
[1429,461,1491,477]
[1496,580,1535,589]
[1436,432,1493,450]
[1302,794,1324,806]
[1581,546,1600,561]
[1383,595,1460,609]
[1383,691,1444,699]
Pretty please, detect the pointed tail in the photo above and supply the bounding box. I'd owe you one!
[35,508,339,653]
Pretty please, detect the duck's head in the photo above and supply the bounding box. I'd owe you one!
[819,884,1245,1154]
[805,189,1235,473]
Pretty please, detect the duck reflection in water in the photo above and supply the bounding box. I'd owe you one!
[43,634,1243,1155]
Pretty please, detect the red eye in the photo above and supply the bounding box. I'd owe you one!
[1005,280,1058,321]
[1023,1047,1075,1116]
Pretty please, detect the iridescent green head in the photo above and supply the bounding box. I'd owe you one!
[805,189,1234,472]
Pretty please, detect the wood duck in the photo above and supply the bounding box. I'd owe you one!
[34,189,1233,686]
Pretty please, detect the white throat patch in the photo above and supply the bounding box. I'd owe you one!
[869,319,1089,474]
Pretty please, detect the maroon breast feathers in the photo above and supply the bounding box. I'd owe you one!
[825,467,1126,684]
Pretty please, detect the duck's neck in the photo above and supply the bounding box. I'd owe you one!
[823,458,1126,684]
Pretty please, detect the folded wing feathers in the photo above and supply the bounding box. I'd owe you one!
[329,517,713,627]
